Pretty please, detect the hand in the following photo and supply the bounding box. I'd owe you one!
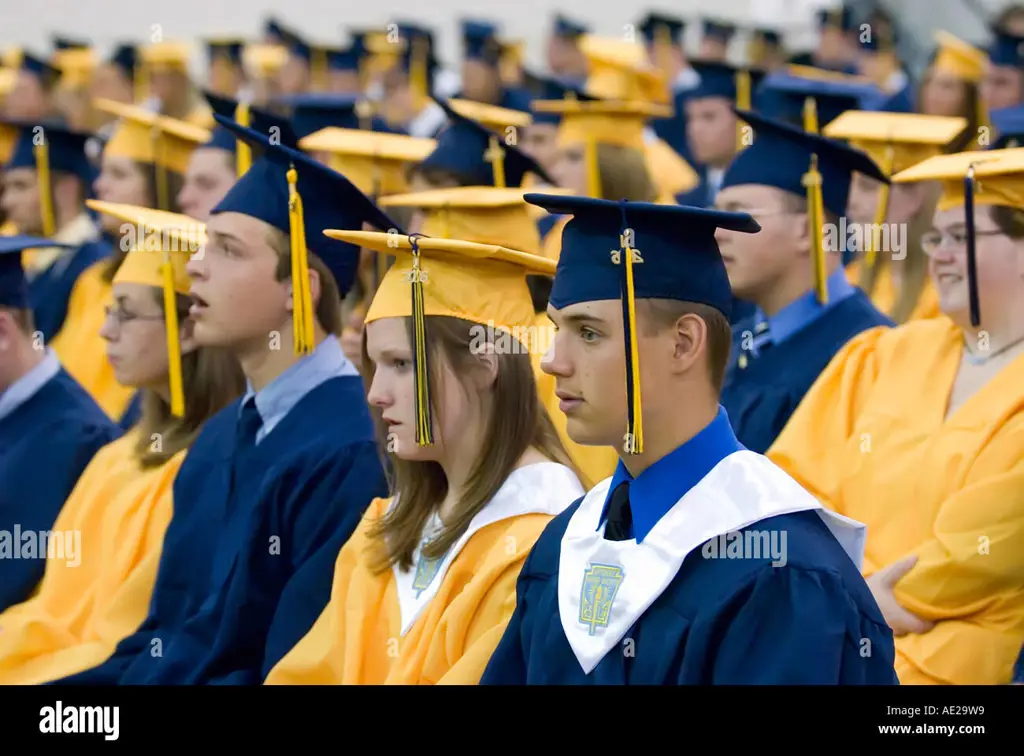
[867,555,934,637]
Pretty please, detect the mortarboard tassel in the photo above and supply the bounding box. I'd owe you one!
[149,123,169,211]
[312,48,327,92]
[408,234,433,445]
[802,95,818,135]
[409,36,428,111]
[617,203,643,455]
[485,135,507,188]
[963,164,981,327]
[161,246,185,416]
[801,97,827,304]
[33,134,56,237]
[234,100,252,177]
[654,24,673,84]
[134,59,149,103]
[735,70,751,152]
[866,143,895,270]
[286,166,316,355]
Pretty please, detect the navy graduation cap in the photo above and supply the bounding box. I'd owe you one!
[15,50,60,81]
[722,108,889,218]
[209,114,404,352]
[752,28,782,47]
[4,121,97,184]
[818,5,855,31]
[109,44,137,80]
[0,235,73,308]
[688,60,767,102]
[525,192,760,454]
[419,99,553,187]
[207,40,244,66]
[988,28,1024,68]
[758,72,881,128]
[462,20,503,66]
[273,93,396,139]
[529,76,595,125]
[990,104,1024,148]
[702,20,737,43]
[325,44,361,73]
[52,35,89,51]
[639,13,686,46]
[202,90,297,157]
[553,14,589,39]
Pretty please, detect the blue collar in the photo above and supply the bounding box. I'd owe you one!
[599,405,744,543]
[753,267,856,345]
[240,336,358,444]
[0,348,61,423]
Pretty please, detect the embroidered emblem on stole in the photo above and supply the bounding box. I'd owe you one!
[579,563,625,636]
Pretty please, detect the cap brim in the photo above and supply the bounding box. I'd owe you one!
[379,186,573,209]
[86,200,208,244]
[323,229,557,276]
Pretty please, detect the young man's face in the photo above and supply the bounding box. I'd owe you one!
[187,211,292,350]
[684,96,737,167]
[714,184,802,303]
[177,148,237,221]
[0,168,41,232]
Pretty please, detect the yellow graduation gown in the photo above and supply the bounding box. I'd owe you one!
[265,463,583,685]
[0,430,184,684]
[845,261,941,322]
[50,261,135,422]
[643,137,699,198]
[531,311,617,490]
[766,318,1024,685]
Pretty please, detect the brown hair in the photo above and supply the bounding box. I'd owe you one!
[102,162,186,283]
[1,307,35,336]
[134,291,246,468]
[266,227,344,336]
[858,181,940,324]
[990,204,1024,239]
[637,299,733,393]
[596,143,658,202]
[360,315,578,573]
[915,73,982,152]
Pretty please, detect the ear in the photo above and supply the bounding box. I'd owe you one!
[671,313,708,376]
[794,210,811,258]
[178,315,200,356]
[306,265,323,311]
[0,312,16,353]
[470,338,500,389]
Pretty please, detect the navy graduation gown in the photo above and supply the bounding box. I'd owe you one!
[651,89,698,167]
[721,290,893,454]
[674,166,712,208]
[29,239,111,342]
[53,376,388,685]
[0,369,120,611]
[481,506,897,684]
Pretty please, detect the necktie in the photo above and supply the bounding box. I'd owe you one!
[603,481,633,542]
[752,321,773,355]
[235,397,263,455]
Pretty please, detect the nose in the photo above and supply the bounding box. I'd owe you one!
[540,330,570,378]
[186,248,208,278]
[365,372,391,410]
[98,309,117,342]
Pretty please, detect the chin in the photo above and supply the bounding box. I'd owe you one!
[564,417,615,449]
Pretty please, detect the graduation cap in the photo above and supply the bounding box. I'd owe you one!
[750,27,782,48]
[52,48,97,89]
[85,199,204,416]
[990,105,1024,149]
[724,108,888,302]
[325,211,556,445]
[0,235,73,309]
[381,186,544,254]
[419,99,552,188]
[264,16,288,44]
[3,48,60,82]
[528,77,595,126]
[891,147,1024,327]
[817,5,855,32]
[702,19,738,44]
[94,99,211,209]
[553,14,589,40]
[3,122,98,236]
[462,19,504,67]
[759,71,882,128]
[52,35,90,51]
[580,40,668,104]
[209,113,404,353]
[275,92,395,139]
[297,127,437,197]
[242,43,289,80]
[688,60,767,150]
[108,44,138,81]
[823,110,968,268]
[392,23,438,105]
[931,30,986,83]
[202,91,297,175]
[524,193,760,453]
[324,44,361,73]
[446,97,532,131]
[206,39,245,67]
[139,41,192,74]
[638,12,686,47]
[859,23,898,53]
[987,28,1024,69]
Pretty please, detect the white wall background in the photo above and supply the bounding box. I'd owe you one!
[0,0,836,74]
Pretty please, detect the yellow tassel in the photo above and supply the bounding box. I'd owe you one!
[585,136,602,198]
[409,238,433,445]
[866,144,894,269]
[161,249,185,417]
[149,123,169,211]
[33,136,55,237]
[312,49,327,92]
[803,155,828,304]
[654,25,673,83]
[485,135,506,188]
[134,60,148,103]
[409,36,428,110]
[735,70,751,152]
[234,101,252,177]
[622,230,643,454]
[286,167,315,355]
[803,96,819,134]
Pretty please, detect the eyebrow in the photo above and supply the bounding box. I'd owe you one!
[558,312,609,328]
[210,229,245,246]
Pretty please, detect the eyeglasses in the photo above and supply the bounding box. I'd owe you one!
[103,305,165,327]
[921,228,1005,256]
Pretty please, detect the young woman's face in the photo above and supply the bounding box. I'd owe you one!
[94,156,150,232]
[364,317,475,463]
[552,143,587,195]
[99,283,176,390]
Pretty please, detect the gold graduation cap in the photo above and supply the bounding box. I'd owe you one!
[379,186,544,254]
[297,127,437,197]
[824,110,968,268]
[891,147,1024,327]
[0,67,14,100]
[140,41,193,74]
[94,98,211,209]
[931,30,987,83]
[444,98,532,132]
[323,225,555,445]
[578,34,647,68]
[86,199,207,417]
[52,47,97,89]
[786,63,873,86]
[581,43,670,104]
[243,43,289,79]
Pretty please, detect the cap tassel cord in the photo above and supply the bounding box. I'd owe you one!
[408,233,433,445]
[234,100,252,177]
[410,36,428,111]
[735,70,751,152]
[286,166,315,355]
[33,136,56,237]
[585,135,602,198]
[963,165,981,327]
[161,246,185,416]
[618,201,643,455]
[486,135,507,188]
[801,97,827,304]
[866,143,895,270]
[150,123,169,211]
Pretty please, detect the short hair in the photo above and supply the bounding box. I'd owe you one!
[637,298,733,392]
[266,226,344,336]
[1,306,35,335]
